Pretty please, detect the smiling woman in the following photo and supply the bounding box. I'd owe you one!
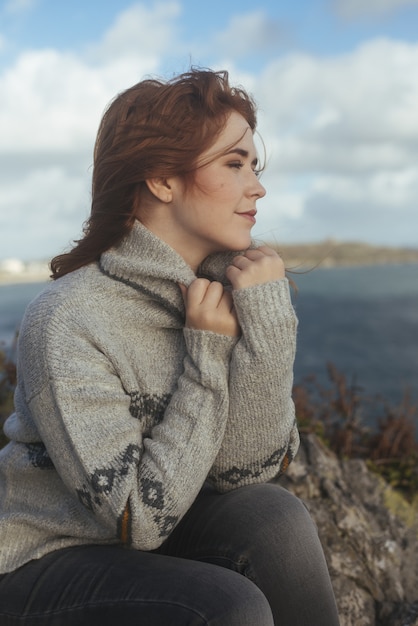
[140,111,266,270]
[0,68,340,626]
[2,0,418,262]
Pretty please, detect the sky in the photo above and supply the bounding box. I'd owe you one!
[0,0,418,261]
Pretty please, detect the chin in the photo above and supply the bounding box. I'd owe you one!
[208,233,252,255]
[229,235,252,251]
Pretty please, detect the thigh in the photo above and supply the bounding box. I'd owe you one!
[160,482,340,626]
[160,482,312,569]
[0,544,273,626]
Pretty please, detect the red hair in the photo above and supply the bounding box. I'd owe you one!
[50,68,258,279]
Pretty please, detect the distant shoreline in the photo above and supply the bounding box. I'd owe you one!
[0,270,50,286]
[1,241,418,285]
[269,240,418,270]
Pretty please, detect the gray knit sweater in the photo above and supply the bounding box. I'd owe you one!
[0,221,299,574]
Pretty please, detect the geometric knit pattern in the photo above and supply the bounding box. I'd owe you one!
[129,392,171,422]
[25,443,55,470]
[211,440,295,487]
[76,444,142,512]
[0,220,299,574]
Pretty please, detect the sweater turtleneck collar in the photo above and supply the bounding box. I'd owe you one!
[99,220,248,290]
[100,220,196,288]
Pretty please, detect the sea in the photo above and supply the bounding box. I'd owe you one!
[1,263,417,431]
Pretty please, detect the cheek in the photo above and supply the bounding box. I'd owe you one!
[195,167,229,194]
[200,180,227,196]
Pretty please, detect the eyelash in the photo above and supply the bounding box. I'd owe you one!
[229,162,261,177]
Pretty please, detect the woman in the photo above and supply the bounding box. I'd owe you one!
[0,69,340,625]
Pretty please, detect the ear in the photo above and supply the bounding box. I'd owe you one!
[145,177,173,203]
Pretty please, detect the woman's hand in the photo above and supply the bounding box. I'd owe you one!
[179,280,240,337]
[226,246,285,290]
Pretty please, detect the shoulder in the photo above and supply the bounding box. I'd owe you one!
[22,265,100,329]
[16,265,121,398]
[18,264,120,363]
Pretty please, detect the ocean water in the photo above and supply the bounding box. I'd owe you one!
[1,264,417,421]
[0,281,48,348]
[291,263,418,418]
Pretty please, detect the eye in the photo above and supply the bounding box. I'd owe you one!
[228,161,244,170]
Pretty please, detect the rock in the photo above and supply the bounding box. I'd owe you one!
[277,433,418,626]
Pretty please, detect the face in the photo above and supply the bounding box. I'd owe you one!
[144,111,266,271]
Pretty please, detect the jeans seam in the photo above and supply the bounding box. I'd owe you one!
[0,599,210,624]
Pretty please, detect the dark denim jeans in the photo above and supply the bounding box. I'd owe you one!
[0,483,340,625]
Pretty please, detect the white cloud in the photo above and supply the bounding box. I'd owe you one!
[87,1,182,63]
[0,3,187,154]
[334,0,418,19]
[251,38,418,245]
[0,2,185,260]
[0,166,90,260]
[302,168,418,243]
[213,11,286,58]
[0,47,165,154]
[1,3,418,259]
[1,50,99,152]
[311,167,418,207]
[256,39,418,174]
[257,39,418,146]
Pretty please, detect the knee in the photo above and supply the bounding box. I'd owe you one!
[208,570,274,626]
[231,483,317,546]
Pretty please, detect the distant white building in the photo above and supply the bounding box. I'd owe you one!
[0,258,25,274]
[0,258,49,283]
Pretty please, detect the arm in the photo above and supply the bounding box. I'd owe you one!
[208,247,300,491]
[21,298,236,551]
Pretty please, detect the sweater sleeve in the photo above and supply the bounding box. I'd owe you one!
[21,305,236,551]
[208,278,300,492]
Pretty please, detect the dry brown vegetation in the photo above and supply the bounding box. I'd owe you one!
[294,362,418,500]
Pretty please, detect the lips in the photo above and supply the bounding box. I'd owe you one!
[238,209,257,223]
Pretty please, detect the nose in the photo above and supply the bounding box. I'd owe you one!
[252,176,266,199]
[257,179,266,198]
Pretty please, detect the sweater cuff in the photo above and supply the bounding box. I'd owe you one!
[232,279,297,351]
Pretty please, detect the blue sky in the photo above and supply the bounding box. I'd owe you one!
[1,0,418,261]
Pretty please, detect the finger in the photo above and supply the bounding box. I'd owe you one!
[230,254,252,270]
[178,283,188,303]
[201,281,225,308]
[186,278,211,305]
[217,289,234,313]
[243,248,266,260]
[225,264,241,283]
[217,290,240,324]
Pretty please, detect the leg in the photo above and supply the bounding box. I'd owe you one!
[0,544,273,626]
[160,482,340,626]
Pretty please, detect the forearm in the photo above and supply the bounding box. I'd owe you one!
[208,279,300,491]
[25,326,236,551]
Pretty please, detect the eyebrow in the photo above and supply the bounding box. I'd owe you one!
[224,148,258,167]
